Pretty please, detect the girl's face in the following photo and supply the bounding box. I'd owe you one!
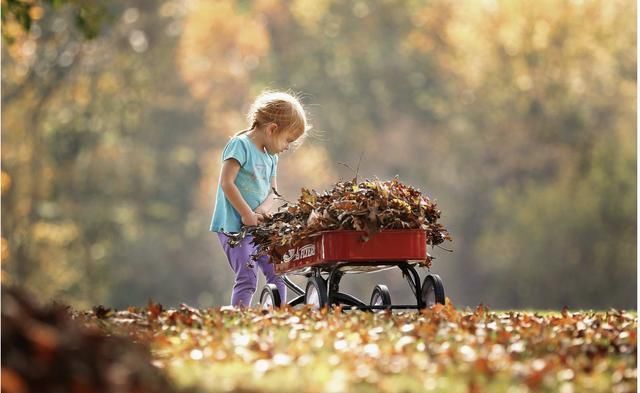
[266,125,304,155]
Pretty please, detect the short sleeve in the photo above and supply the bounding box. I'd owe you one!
[270,155,278,178]
[221,137,247,166]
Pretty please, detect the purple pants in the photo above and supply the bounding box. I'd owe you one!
[217,233,286,307]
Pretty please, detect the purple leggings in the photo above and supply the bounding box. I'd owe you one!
[217,233,286,307]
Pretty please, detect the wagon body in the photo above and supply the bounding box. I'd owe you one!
[273,229,428,274]
[259,229,446,311]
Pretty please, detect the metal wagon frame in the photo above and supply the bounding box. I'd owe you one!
[258,229,446,311]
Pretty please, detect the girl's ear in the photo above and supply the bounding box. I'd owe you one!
[266,123,278,135]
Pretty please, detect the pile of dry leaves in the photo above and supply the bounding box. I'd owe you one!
[229,178,451,264]
[1,288,180,393]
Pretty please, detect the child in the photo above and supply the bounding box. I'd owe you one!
[210,91,309,307]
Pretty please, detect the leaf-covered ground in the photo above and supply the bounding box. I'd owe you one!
[77,303,637,393]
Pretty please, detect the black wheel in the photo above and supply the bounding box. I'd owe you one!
[305,276,328,309]
[370,284,392,311]
[259,284,282,308]
[420,274,445,308]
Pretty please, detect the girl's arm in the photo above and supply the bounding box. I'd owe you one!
[255,176,278,216]
[220,159,260,226]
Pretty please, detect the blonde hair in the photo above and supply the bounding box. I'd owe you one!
[235,91,310,145]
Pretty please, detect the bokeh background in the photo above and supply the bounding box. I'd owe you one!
[1,0,636,310]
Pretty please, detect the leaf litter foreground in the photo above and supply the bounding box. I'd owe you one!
[70,302,637,393]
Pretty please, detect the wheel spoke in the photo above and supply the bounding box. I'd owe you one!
[305,275,328,309]
[426,285,435,306]
[260,284,282,308]
[370,285,391,312]
[421,274,444,308]
[307,287,319,308]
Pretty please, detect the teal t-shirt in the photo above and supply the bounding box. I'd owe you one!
[210,134,278,233]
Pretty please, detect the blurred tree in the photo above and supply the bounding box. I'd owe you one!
[2,0,110,42]
[478,127,635,308]
[2,0,228,308]
[441,0,636,308]
[2,0,635,309]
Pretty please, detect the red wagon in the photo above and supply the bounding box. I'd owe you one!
[258,229,446,311]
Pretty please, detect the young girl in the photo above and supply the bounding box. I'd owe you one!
[210,91,309,307]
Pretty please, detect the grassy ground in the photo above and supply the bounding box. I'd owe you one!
[81,303,637,393]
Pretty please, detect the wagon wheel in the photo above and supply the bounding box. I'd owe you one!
[305,276,328,309]
[370,284,392,312]
[259,284,281,309]
[420,274,445,308]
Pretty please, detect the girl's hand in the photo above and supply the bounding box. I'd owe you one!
[241,212,260,226]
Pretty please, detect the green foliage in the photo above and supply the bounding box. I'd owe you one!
[1,0,111,42]
[2,0,33,40]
